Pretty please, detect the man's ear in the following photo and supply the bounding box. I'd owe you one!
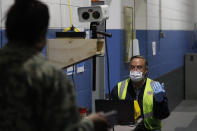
[145,66,148,75]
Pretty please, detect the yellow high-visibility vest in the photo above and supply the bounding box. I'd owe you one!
[117,78,161,130]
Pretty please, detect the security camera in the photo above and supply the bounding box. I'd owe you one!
[78,5,109,22]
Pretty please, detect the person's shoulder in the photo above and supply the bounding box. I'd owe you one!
[147,77,159,83]
[119,78,131,83]
[113,78,131,89]
[23,52,64,78]
[149,79,162,85]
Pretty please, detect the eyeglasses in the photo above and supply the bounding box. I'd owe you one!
[130,65,143,70]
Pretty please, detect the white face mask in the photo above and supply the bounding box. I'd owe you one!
[130,71,144,82]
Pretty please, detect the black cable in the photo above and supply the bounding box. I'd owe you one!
[60,45,76,89]
[0,28,3,48]
[112,125,115,131]
[105,21,111,99]
[90,22,97,91]
[71,65,76,89]
[62,65,76,89]
[0,0,2,48]
[92,56,96,91]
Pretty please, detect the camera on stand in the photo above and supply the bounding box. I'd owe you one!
[78,5,109,23]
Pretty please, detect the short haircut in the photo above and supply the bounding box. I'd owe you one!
[5,0,49,45]
[130,55,148,69]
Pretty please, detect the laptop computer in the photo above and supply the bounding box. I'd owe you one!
[95,99,135,125]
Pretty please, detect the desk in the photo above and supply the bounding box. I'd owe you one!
[110,125,136,131]
[110,118,142,131]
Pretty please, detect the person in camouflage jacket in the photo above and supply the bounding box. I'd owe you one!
[0,0,109,131]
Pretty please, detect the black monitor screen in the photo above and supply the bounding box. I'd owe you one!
[95,100,134,125]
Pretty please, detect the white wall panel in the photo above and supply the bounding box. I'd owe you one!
[147,1,160,30]
[146,0,195,30]
[60,0,70,5]
[106,0,122,29]
[106,0,135,29]
[1,0,14,28]
[194,0,197,23]
[0,0,90,30]
[60,0,90,7]
[42,0,90,29]
[163,0,194,30]
[44,0,60,4]
[147,0,159,5]
[47,2,61,29]
[135,0,147,30]
[1,0,196,31]
[147,2,160,30]
[0,0,2,28]
[70,0,90,7]
[120,0,134,29]
[60,4,70,29]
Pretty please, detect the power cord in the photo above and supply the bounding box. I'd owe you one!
[63,0,79,32]
[71,65,76,89]
[68,0,73,26]
[91,21,112,98]
[104,21,111,99]
[0,0,2,48]
[0,29,2,48]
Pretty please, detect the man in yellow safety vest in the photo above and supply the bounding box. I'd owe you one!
[111,55,170,131]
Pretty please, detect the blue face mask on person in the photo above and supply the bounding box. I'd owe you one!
[130,71,144,82]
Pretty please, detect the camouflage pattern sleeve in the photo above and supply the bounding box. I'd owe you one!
[27,58,95,131]
[52,70,94,131]
[0,44,94,131]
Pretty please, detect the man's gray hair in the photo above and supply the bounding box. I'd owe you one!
[130,55,148,69]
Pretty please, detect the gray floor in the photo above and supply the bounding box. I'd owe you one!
[162,100,197,131]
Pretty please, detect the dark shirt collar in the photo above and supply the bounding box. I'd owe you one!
[129,78,147,90]
[127,78,147,100]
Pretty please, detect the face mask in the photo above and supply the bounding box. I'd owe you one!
[130,71,144,82]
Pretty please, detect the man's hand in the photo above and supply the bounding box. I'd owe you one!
[86,112,111,131]
[152,82,165,102]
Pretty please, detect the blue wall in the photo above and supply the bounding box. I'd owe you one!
[66,60,92,110]
[0,30,1,47]
[0,28,195,110]
[105,29,194,92]
[0,30,7,48]
[146,30,193,79]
